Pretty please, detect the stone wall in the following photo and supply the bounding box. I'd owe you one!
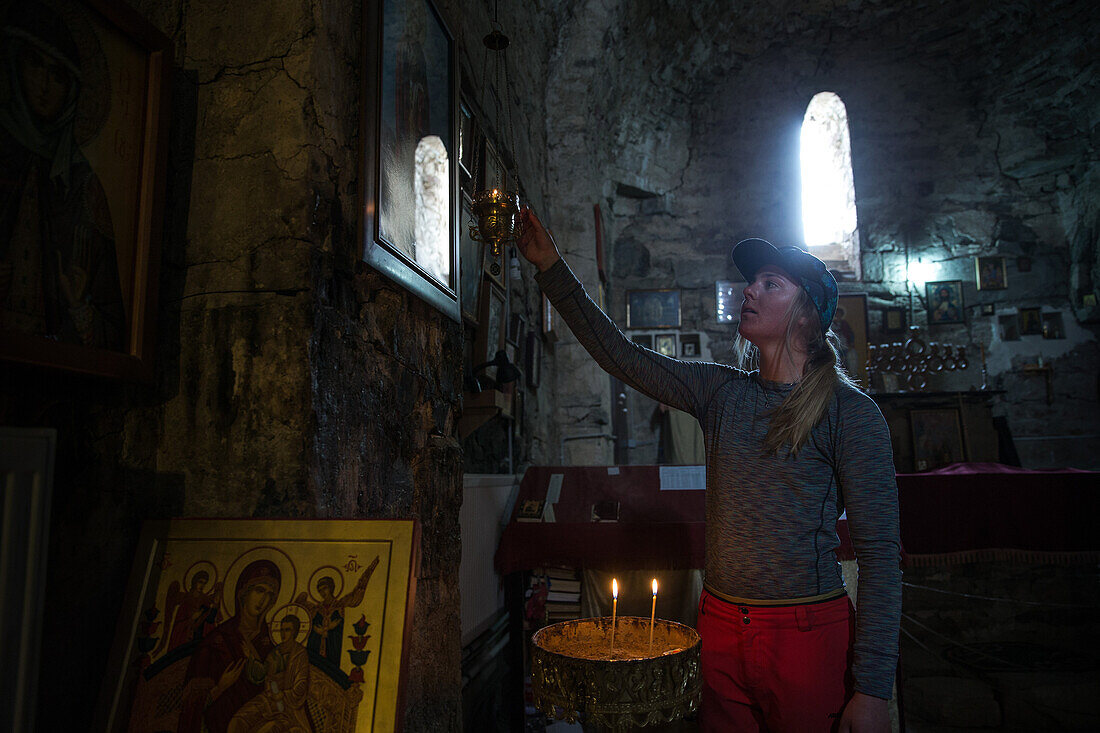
[0,0,562,730]
[545,0,1099,468]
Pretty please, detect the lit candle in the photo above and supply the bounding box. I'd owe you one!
[649,578,658,650]
[609,578,618,654]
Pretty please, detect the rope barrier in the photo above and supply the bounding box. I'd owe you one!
[902,581,1100,609]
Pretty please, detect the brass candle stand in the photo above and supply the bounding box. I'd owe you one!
[530,616,701,730]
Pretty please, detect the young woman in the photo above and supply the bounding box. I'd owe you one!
[518,208,900,733]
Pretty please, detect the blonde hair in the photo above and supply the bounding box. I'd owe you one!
[735,289,856,456]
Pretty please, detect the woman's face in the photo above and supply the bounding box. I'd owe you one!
[18,44,73,122]
[241,580,277,619]
[738,267,804,345]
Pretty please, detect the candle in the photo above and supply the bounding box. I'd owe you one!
[649,578,658,649]
[609,578,618,653]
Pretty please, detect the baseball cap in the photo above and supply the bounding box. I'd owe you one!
[731,238,838,332]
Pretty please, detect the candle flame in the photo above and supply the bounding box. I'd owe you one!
[612,578,618,599]
[652,578,658,595]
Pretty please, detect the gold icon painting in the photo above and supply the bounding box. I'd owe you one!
[97,519,419,733]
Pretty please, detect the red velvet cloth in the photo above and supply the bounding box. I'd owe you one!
[494,464,1099,574]
[895,462,1099,555]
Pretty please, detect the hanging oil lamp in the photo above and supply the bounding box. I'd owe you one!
[468,11,523,278]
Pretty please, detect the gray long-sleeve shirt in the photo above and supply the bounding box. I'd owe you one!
[536,258,902,699]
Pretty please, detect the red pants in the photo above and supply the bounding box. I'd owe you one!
[697,588,854,732]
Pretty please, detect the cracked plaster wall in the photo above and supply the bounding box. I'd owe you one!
[0,0,564,729]
[545,0,1099,468]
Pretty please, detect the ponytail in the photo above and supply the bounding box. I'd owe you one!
[735,290,856,456]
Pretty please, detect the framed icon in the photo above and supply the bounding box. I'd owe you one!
[882,307,907,335]
[925,280,965,325]
[1018,307,1042,336]
[910,408,966,471]
[975,256,1007,291]
[626,289,682,329]
[361,0,459,321]
[654,333,677,357]
[0,0,172,380]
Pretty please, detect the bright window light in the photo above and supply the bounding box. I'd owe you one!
[801,92,857,248]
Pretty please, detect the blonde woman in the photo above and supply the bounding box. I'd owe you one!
[518,209,900,733]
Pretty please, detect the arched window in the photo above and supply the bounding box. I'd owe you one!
[800,92,860,277]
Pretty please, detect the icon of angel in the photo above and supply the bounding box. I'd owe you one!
[293,555,380,663]
[153,561,224,658]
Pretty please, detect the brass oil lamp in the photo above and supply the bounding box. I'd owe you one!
[468,13,523,278]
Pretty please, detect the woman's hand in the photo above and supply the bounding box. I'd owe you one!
[517,206,561,273]
[212,658,246,699]
[838,691,890,732]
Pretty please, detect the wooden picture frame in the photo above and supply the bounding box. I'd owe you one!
[975,256,1007,291]
[910,408,966,471]
[1018,307,1042,336]
[882,307,907,335]
[926,280,965,325]
[360,0,459,321]
[654,333,676,357]
[96,518,420,733]
[680,333,701,358]
[0,0,171,381]
[835,293,869,388]
[626,289,681,329]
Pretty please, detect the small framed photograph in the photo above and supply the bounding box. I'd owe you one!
[926,280,965,325]
[999,314,1020,341]
[882,307,907,335]
[980,303,996,316]
[910,408,966,471]
[1041,312,1065,339]
[626,289,682,329]
[631,333,653,349]
[975,256,1007,291]
[654,334,677,357]
[1018,307,1042,336]
[525,331,542,388]
[680,333,701,358]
